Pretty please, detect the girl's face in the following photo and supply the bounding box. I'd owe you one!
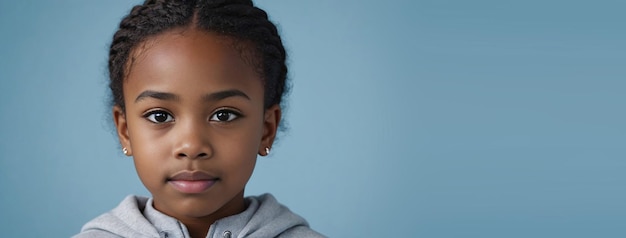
[113,28,280,222]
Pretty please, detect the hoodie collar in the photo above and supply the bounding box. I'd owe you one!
[143,198,191,238]
[143,195,262,238]
[78,194,316,238]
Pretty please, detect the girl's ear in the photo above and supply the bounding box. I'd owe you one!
[259,104,281,155]
[113,106,132,156]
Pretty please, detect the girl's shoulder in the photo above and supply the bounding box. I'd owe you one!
[240,193,326,238]
[73,195,159,238]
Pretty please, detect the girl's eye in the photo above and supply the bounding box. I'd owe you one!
[144,110,174,123]
[210,109,240,122]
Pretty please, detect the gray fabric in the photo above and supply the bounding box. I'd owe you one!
[73,194,325,238]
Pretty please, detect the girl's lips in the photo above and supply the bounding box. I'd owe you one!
[168,170,218,193]
[169,170,216,180]
[168,180,216,193]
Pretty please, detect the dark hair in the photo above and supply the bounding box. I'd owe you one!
[109,0,288,112]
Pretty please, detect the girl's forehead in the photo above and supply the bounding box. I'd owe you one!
[123,28,264,102]
[130,29,244,72]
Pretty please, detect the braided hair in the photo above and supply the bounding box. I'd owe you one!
[108,0,288,112]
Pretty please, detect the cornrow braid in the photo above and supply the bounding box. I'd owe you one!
[108,0,288,112]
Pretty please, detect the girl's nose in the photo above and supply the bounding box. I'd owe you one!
[172,120,212,160]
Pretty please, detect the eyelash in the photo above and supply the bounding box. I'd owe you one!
[143,110,174,124]
[209,109,242,122]
[142,109,242,124]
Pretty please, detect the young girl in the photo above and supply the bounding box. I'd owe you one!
[74,0,324,237]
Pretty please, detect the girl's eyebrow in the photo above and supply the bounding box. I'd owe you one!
[134,89,250,103]
[135,90,179,103]
[203,89,250,102]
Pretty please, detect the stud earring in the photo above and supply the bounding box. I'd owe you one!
[265,147,270,155]
[122,147,128,155]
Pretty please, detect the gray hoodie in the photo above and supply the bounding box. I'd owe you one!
[73,194,325,238]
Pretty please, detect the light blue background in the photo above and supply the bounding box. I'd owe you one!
[1,0,624,237]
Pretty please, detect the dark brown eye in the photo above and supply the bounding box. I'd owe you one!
[210,109,240,122]
[145,110,173,123]
[217,112,229,121]
[154,113,168,122]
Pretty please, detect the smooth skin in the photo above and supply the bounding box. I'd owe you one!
[113,27,281,238]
